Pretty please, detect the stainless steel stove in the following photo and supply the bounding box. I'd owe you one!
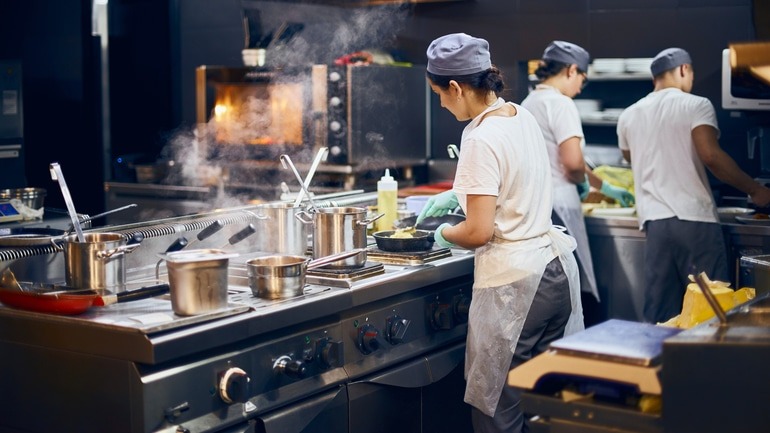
[0,203,476,433]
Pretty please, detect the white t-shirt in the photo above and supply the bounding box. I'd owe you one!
[617,88,720,228]
[453,98,553,241]
[521,85,585,189]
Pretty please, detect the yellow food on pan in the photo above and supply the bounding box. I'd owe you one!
[390,231,414,239]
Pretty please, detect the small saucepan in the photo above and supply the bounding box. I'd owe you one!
[372,230,435,252]
[247,249,365,300]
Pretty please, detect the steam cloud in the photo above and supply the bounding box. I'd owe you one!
[159,3,412,208]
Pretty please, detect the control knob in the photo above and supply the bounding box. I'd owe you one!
[315,337,344,369]
[218,367,251,404]
[328,71,342,83]
[429,301,454,330]
[329,96,343,108]
[357,323,380,354]
[454,294,471,323]
[386,315,410,345]
[273,355,307,379]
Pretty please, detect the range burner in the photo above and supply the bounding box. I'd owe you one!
[306,261,385,288]
[366,246,452,266]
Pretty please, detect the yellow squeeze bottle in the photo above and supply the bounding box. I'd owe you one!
[376,169,398,232]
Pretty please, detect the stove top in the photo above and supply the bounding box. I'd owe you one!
[366,246,452,265]
[306,261,385,287]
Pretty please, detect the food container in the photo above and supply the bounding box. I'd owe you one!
[405,196,431,215]
[162,249,237,316]
[0,187,46,209]
[56,232,140,290]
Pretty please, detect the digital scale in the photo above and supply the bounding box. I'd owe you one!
[0,201,24,223]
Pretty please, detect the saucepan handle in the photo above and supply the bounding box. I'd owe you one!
[295,210,314,225]
[306,248,367,270]
[358,213,384,226]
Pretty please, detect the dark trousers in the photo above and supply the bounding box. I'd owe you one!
[643,217,729,323]
[470,257,573,433]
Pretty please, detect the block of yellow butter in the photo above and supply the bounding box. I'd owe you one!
[675,283,756,329]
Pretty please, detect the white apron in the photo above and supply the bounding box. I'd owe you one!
[552,183,600,301]
[464,227,584,416]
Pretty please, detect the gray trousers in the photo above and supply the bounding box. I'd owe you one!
[643,217,729,323]
[470,257,573,433]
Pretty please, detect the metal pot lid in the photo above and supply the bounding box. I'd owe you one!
[159,248,239,262]
[0,227,66,247]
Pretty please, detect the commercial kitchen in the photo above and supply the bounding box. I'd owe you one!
[0,1,769,432]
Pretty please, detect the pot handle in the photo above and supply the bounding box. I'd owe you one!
[295,210,314,225]
[307,248,367,270]
[96,243,141,259]
[358,213,384,226]
[50,236,65,251]
[243,210,268,221]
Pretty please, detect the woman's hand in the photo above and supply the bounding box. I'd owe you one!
[416,190,459,223]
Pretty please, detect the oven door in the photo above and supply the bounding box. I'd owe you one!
[218,386,348,433]
[347,342,471,433]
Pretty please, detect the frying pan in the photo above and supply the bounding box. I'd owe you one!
[372,230,435,252]
[0,282,170,315]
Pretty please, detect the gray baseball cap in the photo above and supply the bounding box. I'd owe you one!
[542,41,590,72]
[427,33,491,76]
[650,48,692,76]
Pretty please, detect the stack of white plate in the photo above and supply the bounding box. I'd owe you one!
[592,58,625,74]
[624,58,653,74]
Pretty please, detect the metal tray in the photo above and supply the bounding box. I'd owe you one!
[0,227,66,247]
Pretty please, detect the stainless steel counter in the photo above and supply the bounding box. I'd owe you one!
[585,214,770,322]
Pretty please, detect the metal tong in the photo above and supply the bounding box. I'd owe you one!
[293,147,329,207]
[49,162,85,242]
[280,154,319,212]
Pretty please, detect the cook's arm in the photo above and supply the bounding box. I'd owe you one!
[621,149,632,164]
[558,137,586,184]
[692,125,770,207]
[440,194,495,249]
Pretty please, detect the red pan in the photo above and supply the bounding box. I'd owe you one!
[0,283,170,315]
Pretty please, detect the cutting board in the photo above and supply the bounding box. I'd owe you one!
[550,319,682,366]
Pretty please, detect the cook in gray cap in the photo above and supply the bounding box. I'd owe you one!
[423,32,585,433]
[542,40,591,73]
[616,45,770,324]
[426,32,491,76]
[650,47,692,76]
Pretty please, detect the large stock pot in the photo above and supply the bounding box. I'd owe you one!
[250,203,307,255]
[298,207,381,268]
